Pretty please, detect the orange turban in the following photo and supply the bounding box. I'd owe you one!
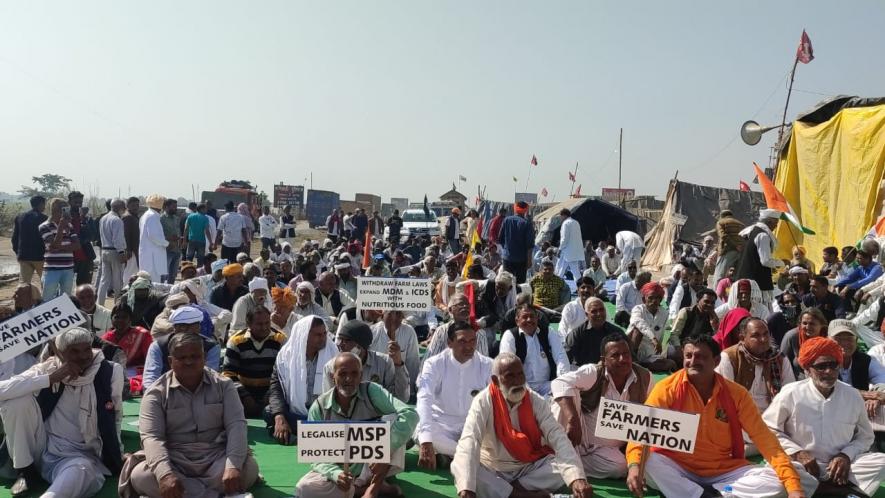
[271,286,296,308]
[514,202,529,216]
[222,263,244,277]
[640,282,665,298]
[798,336,843,370]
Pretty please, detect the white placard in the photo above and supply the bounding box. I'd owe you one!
[355,277,432,312]
[594,398,700,453]
[0,295,85,363]
[297,421,391,464]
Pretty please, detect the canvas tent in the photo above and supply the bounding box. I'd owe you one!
[534,197,640,247]
[642,180,764,269]
[771,95,885,263]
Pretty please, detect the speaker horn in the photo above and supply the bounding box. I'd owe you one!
[740,120,783,146]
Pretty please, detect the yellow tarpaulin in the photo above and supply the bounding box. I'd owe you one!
[773,104,885,264]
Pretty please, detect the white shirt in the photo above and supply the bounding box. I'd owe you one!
[869,344,885,365]
[602,254,622,277]
[551,363,655,448]
[739,222,785,270]
[217,212,247,247]
[498,327,570,396]
[716,350,795,412]
[763,379,874,466]
[850,300,885,348]
[583,267,607,287]
[559,298,588,338]
[415,349,493,443]
[559,217,584,262]
[668,285,698,320]
[615,271,632,294]
[316,289,355,317]
[615,231,644,252]
[258,214,278,239]
[616,281,641,313]
[628,304,670,363]
[370,322,421,389]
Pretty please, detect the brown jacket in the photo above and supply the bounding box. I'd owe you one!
[717,216,745,253]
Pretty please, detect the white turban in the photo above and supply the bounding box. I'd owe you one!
[788,266,809,275]
[249,277,269,293]
[759,208,781,221]
[169,305,203,324]
[334,263,351,270]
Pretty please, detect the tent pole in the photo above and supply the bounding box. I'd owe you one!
[618,128,624,207]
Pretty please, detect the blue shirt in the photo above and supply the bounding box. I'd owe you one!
[186,212,209,241]
[835,262,884,290]
[141,339,221,391]
[499,215,535,262]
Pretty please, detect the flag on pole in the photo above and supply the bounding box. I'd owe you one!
[753,162,815,234]
[540,187,548,197]
[568,172,575,182]
[574,184,582,196]
[461,227,481,278]
[362,229,372,269]
[512,176,518,182]
[796,30,814,64]
[530,155,538,166]
[739,180,750,192]
[459,174,467,182]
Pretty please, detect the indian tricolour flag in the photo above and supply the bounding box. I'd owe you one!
[753,163,815,235]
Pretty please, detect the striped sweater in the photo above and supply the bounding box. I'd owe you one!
[222,329,287,399]
[39,220,78,270]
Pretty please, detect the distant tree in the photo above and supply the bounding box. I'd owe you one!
[19,173,73,198]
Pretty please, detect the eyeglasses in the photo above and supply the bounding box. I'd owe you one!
[810,361,839,372]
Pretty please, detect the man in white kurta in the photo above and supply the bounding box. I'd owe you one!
[416,323,493,467]
[498,306,570,396]
[763,339,885,496]
[615,230,644,274]
[452,353,592,498]
[558,277,598,339]
[138,194,170,283]
[556,209,585,280]
[628,283,677,372]
[551,335,655,479]
[370,311,421,394]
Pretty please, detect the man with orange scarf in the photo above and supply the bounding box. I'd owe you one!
[626,334,817,498]
[452,353,592,498]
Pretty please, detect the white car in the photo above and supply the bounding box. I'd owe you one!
[383,209,441,240]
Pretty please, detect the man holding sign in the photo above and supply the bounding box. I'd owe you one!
[625,334,817,498]
[295,352,417,498]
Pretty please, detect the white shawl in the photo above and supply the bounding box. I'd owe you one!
[45,350,106,446]
[274,315,337,417]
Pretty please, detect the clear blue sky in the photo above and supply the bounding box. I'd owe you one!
[1,1,883,204]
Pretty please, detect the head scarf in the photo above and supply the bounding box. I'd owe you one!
[165,292,190,308]
[798,336,844,370]
[211,259,229,274]
[127,275,153,309]
[271,286,296,309]
[726,279,765,317]
[295,281,316,304]
[145,194,165,210]
[169,305,204,324]
[180,278,206,304]
[237,203,250,217]
[640,282,665,298]
[274,315,338,417]
[222,263,244,277]
[249,277,269,293]
[713,308,752,350]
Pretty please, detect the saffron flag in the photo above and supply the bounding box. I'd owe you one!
[739,180,750,192]
[540,187,548,197]
[753,162,815,234]
[867,216,885,238]
[362,229,372,269]
[531,155,538,166]
[796,30,814,64]
[568,171,575,182]
[574,184,582,196]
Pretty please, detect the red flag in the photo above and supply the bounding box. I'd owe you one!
[540,187,548,197]
[739,180,750,192]
[362,229,371,269]
[568,171,575,181]
[574,184,582,196]
[796,30,814,64]
[530,155,538,166]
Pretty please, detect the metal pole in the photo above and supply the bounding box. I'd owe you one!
[618,128,623,206]
[774,58,800,179]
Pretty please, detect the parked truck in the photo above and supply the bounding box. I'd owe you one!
[306,189,340,228]
[201,180,261,218]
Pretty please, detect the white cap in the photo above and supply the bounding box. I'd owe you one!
[759,208,781,221]
[169,306,203,325]
[248,277,269,293]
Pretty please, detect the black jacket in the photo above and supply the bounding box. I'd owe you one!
[12,209,48,261]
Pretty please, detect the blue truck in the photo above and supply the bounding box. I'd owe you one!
[305,189,340,228]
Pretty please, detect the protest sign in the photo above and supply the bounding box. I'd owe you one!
[594,398,700,453]
[356,277,432,312]
[297,421,391,464]
[0,295,85,363]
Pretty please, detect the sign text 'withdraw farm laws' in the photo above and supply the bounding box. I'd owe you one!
[356,277,432,312]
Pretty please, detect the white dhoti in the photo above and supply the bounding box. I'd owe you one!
[555,259,585,280]
[294,446,405,498]
[0,395,45,470]
[41,455,105,498]
[424,426,461,457]
[644,452,818,498]
[551,393,628,479]
[474,455,566,498]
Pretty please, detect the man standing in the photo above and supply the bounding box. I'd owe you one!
[713,209,746,284]
[352,208,368,243]
[552,334,654,479]
[216,202,249,262]
[160,198,182,284]
[487,207,507,248]
[96,199,127,305]
[499,201,535,284]
[386,209,403,245]
[369,210,385,238]
[138,194,169,283]
[451,353,592,498]
[127,333,259,497]
[614,230,644,274]
[121,196,141,283]
[764,336,885,497]
[556,208,585,280]
[446,207,462,255]
[183,203,213,266]
[39,198,80,300]
[499,305,569,396]
[11,195,47,286]
[294,353,418,498]
[325,208,341,243]
[258,205,278,250]
[417,322,493,469]
[735,209,785,306]
[626,334,817,498]
[68,191,96,285]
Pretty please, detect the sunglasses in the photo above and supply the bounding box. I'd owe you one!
[810,361,839,372]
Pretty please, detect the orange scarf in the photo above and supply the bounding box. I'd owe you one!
[659,370,744,460]
[489,382,553,463]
